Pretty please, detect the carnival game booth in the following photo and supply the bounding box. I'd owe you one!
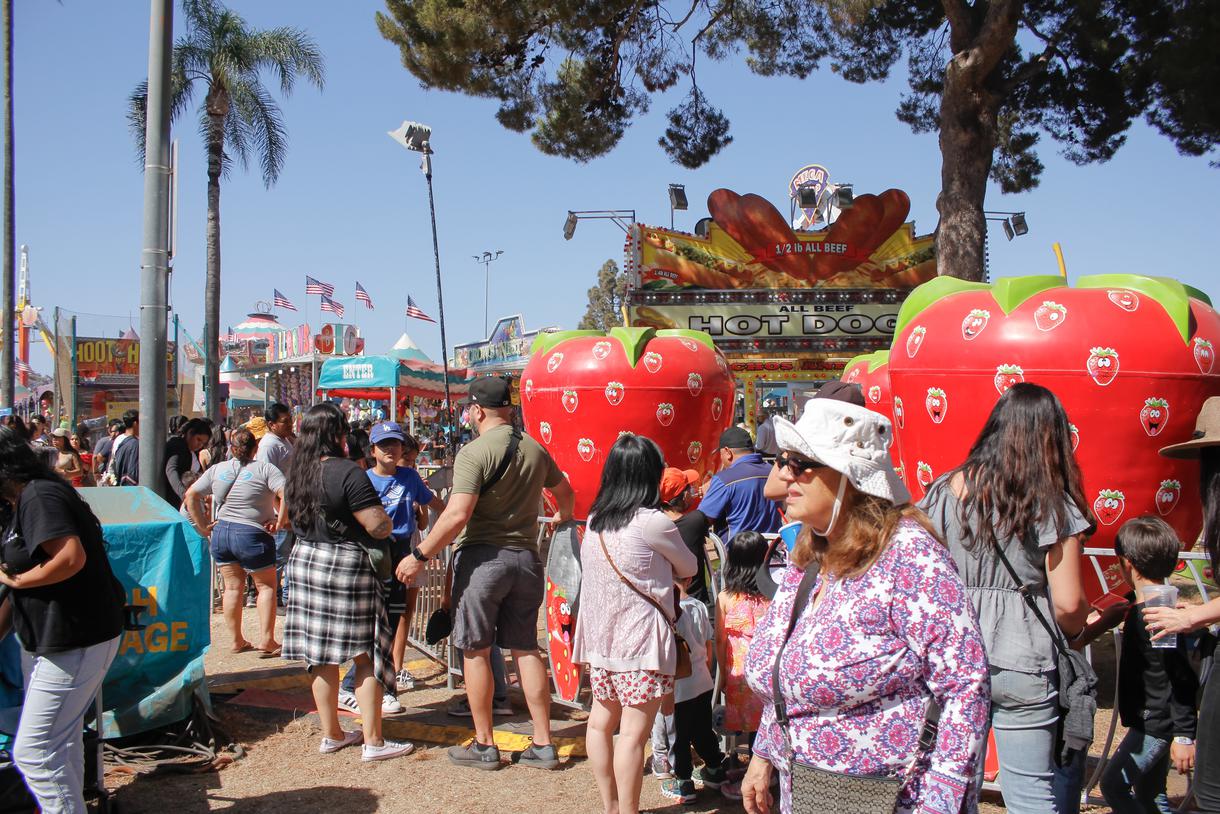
[625,166,937,430]
[315,354,471,431]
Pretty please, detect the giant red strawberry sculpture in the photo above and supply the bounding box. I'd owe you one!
[521,326,736,521]
[841,350,908,485]
[888,273,1220,602]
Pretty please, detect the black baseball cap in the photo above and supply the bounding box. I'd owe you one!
[468,376,512,408]
[816,380,866,407]
[719,427,754,450]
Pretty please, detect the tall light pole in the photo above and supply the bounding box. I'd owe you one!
[0,0,14,411]
[389,120,454,454]
[471,250,503,337]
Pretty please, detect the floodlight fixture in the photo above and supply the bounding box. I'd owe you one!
[1010,212,1028,236]
[1003,219,1015,241]
[388,120,432,154]
[832,185,854,210]
[668,184,688,211]
[563,211,578,241]
[796,185,820,209]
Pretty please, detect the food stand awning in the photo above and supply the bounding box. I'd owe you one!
[316,355,470,402]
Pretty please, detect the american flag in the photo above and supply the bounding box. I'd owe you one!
[272,289,298,311]
[305,275,334,297]
[14,359,31,374]
[354,282,374,310]
[320,295,345,318]
[405,296,436,323]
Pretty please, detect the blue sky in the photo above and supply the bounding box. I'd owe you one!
[15,1,1220,372]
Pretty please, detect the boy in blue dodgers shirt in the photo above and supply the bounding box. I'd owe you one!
[339,421,446,713]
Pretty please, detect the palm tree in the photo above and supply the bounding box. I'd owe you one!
[128,0,323,420]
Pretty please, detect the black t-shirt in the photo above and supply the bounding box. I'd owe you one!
[1117,590,1199,739]
[2,478,125,654]
[291,458,382,545]
[673,510,711,604]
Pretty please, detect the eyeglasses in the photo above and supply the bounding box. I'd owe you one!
[776,451,827,477]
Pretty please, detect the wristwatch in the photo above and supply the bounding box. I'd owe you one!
[1174,736,1195,746]
[410,544,430,563]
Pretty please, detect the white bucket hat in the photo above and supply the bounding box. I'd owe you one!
[772,399,910,505]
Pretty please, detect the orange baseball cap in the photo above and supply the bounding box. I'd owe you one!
[660,467,700,503]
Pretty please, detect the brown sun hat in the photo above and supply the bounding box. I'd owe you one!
[1159,396,1220,459]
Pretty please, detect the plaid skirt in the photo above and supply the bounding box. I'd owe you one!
[282,540,395,693]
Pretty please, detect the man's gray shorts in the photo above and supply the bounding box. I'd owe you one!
[451,544,544,652]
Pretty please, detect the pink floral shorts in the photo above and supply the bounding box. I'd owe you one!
[589,667,674,706]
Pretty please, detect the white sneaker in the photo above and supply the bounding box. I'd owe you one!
[361,739,415,761]
[395,669,416,692]
[319,729,363,754]
[382,693,405,715]
[337,691,359,714]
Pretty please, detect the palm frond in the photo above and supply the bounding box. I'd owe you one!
[246,27,325,95]
[228,80,287,187]
[127,81,149,163]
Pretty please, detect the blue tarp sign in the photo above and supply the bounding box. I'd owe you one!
[79,487,211,738]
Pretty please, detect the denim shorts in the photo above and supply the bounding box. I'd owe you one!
[210,520,276,571]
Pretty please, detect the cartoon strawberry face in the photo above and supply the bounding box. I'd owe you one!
[539,421,552,444]
[1070,424,1080,452]
[1194,338,1215,374]
[687,373,703,396]
[561,389,579,413]
[1139,398,1169,437]
[687,441,703,464]
[546,352,564,373]
[894,463,905,481]
[925,387,947,424]
[1033,301,1067,332]
[893,396,905,429]
[916,462,934,491]
[591,341,612,361]
[711,397,723,421]
[1094,489,1126,526]
[716,355,729,374]
[524,379,534,401]
[656,402,675,427]
[642,351,663,374]
[868,385,881,404]
[1156,479,1181,516]
[961,309,990,341]
[845,367,861,383]
[1108,290,1139,312]
[604,381,625,406]
[994,364,1024,396]
[1086,347,1119,386]
[679,339,699,352]
[906,326,927,358]
[577,438,595,462]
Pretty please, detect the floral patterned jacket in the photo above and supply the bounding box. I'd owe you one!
[745,518,990,814]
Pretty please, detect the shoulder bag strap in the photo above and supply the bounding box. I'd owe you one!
[991,539,1072,659]
[480,428,521,496]
[597,532,677,633]
[770,563,821,731]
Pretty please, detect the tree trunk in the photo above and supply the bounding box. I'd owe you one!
[203,91,226,421]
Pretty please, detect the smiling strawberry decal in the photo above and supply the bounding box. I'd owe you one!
[845,367,861,383]
[679,339,699,352]
[1094,489,1126,526]
[539,422,552,444]
[642,351,663,374]
[561,389,579,413]
[1157,480,1181,516]
[604,381,625,406]
[994,364,1024,395]
[1034,301,1067,332]
[916,462,934,493]
[925,387,948,424]
[687,373,703,396]
[868,385,881,404]
[711,397,723,421]
[1070,424,1080,452]
[546,352,564,373]
[893,396,905,429]
[1139,398,1169,437]
[592,341,612,361]
[577,438,595,462]
[687,441,703,464]
[961,309,990,341]
[524,378,535,401]
[656,402,675,427]
[894,463,905,481]
[906,326,927,358]
[1108,290,1140,312]
[1195,338,1215,374]
[1087,347,1120,386]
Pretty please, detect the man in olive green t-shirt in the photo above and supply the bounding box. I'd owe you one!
[397,376,574,771]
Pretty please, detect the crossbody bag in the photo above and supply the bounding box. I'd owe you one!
[992,539,1098,763]
[597,533,692,680]
[772,563,939,814]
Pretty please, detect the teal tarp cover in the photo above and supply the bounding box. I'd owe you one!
[80,487,211,738]
[316,355,401,390]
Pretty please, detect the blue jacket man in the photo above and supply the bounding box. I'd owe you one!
[699,427,781,543]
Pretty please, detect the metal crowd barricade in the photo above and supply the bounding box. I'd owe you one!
[405,464,461,688]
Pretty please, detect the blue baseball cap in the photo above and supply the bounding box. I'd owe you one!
[369,421,406,445]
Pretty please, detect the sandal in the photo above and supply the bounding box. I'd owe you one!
[258,646,282,659]
[232,643,256,654]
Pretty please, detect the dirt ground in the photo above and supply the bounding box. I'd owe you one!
[104,605,1194,813]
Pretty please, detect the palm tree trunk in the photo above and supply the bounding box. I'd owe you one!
[203,108,223,421]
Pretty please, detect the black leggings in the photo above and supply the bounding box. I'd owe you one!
[1196,671,1220,812]
[673,689,724,781]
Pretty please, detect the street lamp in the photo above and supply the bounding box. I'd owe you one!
[983,210,1031,279]
[472,250,504,337]
[388,119,454,455]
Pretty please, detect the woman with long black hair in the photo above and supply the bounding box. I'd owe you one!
[0,426,124,812]
[920,382,1094,813]
[573,433,698,814]
[281,402,413,762]
[1146,396,1220,811]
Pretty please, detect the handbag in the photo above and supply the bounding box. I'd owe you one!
[773,563,938,814]
[992,538,1098,763]
[597,533,692,680]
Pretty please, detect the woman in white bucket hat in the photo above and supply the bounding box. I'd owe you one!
[739,398,989,814]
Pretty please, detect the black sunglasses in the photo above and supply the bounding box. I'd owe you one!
[776,450,827,477]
